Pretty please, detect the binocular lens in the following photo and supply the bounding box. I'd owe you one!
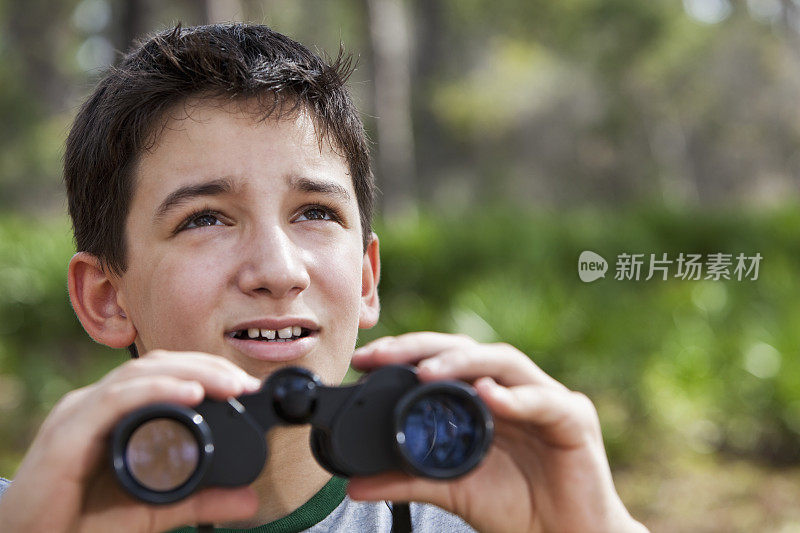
[125,418,200,492]
[400,393,482,472]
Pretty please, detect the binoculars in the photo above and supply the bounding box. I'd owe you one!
[111,365,494,504]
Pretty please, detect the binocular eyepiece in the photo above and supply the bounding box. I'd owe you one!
[111,365,494,504]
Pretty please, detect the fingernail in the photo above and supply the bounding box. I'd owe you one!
[244,376,263,392]
[476,376,497,391]
[483,380,511,400]
[358,336,393,352]
[419,359,442,373]
[479,376,497,386]
[353,346,372,358]
[221,375,243,391]
[180,381,204,399]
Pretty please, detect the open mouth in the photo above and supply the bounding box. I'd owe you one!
[231,326,312,342]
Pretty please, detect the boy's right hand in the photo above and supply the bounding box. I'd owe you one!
[0,350,262,533]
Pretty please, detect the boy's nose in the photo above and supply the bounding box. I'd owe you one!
[236,226,310,298]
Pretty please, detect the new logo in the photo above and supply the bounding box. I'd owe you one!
[578,251,608,282]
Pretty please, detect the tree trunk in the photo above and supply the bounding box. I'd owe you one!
[365,0,417,217]
[117,0,148,57]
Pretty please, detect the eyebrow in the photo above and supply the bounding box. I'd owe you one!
[153,174,352,221]
[154,177,236,221]
[289,176,352,202]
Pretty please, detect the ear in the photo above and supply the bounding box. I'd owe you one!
[358,232,381,329]
[67,252,137,349]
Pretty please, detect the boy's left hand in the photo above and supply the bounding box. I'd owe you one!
[348,332,648,533]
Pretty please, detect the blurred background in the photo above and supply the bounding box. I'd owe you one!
[1,0,800,530]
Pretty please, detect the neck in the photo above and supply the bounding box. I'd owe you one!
[221,425,333,528]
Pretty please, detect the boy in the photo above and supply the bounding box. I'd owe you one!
[0,24,646,532]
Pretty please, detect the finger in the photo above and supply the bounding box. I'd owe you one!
[80,375,209,434]
[107,350,262,396]
[415,344,561,388]
[36,376,208,482]
[352,332,475,369]
[151,486,258,531]
[110,360,259,400]
[475,377,601,448]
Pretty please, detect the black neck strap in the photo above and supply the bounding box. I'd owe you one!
[391,501,412,533]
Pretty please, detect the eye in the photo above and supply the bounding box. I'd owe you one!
[296,205,340,222]
[187,213,222,228]
[176,210,226,232]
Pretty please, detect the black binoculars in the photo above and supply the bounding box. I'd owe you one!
[111,365,494,504]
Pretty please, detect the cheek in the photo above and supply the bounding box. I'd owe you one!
[126,253,228,349]
[315,247,364,309]
[308,248,364,385]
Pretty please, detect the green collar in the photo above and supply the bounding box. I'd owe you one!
[172,476,348,533]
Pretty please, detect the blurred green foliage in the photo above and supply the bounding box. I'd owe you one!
[1,206,799,475]
[370,205,800,467]
[0,215,123,474]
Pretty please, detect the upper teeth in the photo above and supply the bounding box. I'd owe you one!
[244,326,303,340]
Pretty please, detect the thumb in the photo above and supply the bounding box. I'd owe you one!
[347,472,455,510]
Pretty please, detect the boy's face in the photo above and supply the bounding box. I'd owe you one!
[110,100,378,383]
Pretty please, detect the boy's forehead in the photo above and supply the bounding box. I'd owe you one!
[131,98,354,207]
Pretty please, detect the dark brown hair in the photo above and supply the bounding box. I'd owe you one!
[65,23,374,276]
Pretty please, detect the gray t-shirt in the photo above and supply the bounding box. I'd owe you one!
[305,495,474,532]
